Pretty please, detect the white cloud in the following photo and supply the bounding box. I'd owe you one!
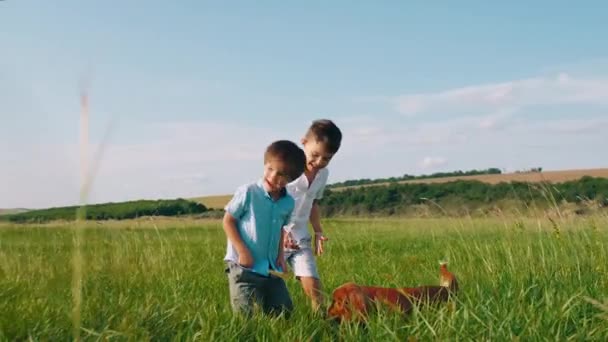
[540,117,608,134]
[0,120,300,208]
[394,73,608,115]
[418,156,447,170]
[478,109,515,130]
[161,172,209,184]
[98,121,294,174]
[337,115,470,154]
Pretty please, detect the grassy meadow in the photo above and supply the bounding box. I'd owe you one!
[1,216,608,340]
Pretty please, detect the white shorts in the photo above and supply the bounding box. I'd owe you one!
[285,245,319,279]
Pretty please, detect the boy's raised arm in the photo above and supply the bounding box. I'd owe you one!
[223,212,253,268]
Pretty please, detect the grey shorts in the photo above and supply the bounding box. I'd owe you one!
[285,246,320,279]
[225,262,293,317]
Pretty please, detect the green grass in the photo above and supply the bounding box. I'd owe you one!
[1,217,607,340]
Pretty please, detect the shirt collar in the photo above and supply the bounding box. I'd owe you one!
[291,172,308,189]
[256,179,287,199]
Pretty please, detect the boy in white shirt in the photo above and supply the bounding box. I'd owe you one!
[283,119,342,311]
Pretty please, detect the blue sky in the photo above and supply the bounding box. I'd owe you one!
[1,1,607,209]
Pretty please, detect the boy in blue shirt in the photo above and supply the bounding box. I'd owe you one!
[223,140,306,317]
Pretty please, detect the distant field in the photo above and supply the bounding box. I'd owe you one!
[1,217,607,340]
[333,168,608,191]
[193,168,608,208]
[190,195,232,210]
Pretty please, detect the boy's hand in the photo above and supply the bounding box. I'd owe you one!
[283,231,300,250]
[275,257,288,273]
[314,233,328,256]
[238,249,254,268]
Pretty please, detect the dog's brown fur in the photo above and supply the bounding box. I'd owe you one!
[327,263,458,322]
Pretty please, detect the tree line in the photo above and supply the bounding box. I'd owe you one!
[327,168,502,188]
[1,199,207,223]
[319,176,608,216]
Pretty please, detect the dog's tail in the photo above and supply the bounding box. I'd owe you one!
[439,261,459,292]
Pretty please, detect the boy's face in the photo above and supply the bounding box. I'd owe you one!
[301,138,335,173]
[262,158,292,194]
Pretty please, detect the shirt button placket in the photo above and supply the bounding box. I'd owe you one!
[269,202,276,267]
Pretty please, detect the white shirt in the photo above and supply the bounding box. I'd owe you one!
[284,168,329,244]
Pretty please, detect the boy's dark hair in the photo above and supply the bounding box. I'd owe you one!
[264,140,306,181]
[305,119,342,154]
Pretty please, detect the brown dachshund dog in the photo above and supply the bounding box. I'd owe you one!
[327,262,458,322]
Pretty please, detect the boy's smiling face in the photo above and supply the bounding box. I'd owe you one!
[301,138,335,173]
[262,158,291,195]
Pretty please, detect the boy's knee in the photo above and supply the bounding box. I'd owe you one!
[230,293,256,316]
[230,300,253,317]
[301,276,322,291]
[228,283,258,317]
[263,285,293,317]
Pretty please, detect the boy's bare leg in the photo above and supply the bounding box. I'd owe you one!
[300,276,323,312]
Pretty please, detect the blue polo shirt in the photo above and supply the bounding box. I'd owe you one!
[223,180,294,276]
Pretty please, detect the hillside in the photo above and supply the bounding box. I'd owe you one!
[333,168,608,190]
[3,169,606,220]
[0,208,29,216]
[193,168,608,209]
[1,199,206,223]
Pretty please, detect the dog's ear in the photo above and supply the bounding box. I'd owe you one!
[327,293,345,319]
[328,283,369,322]
[345,285,369,321]
[328,286,352,320]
